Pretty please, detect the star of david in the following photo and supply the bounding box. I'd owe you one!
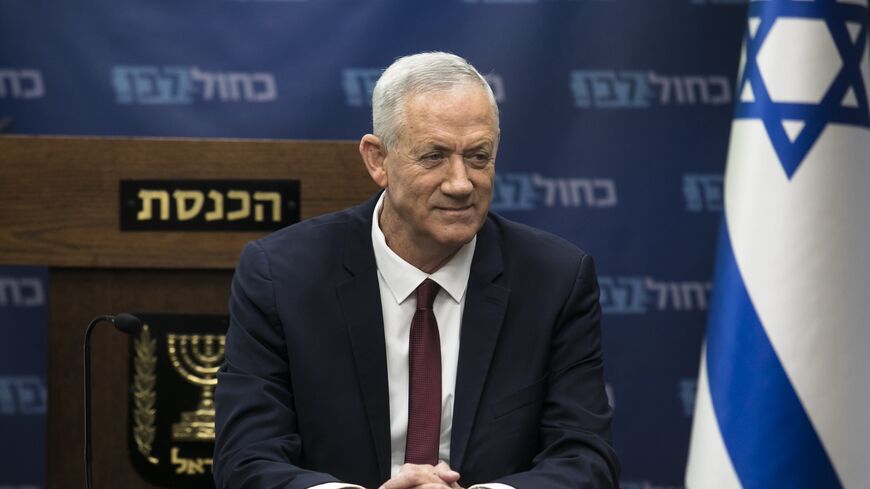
[736,0,869,179]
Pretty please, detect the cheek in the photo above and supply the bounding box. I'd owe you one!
[473,173,494,195]
[399,183,432,217]
[413,178,442,203]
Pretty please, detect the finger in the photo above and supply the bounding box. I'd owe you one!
[438,472,461,484]
[433,462,460,483]
[382,469,445,489]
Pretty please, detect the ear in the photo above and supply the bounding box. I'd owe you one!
[359,134,389,188]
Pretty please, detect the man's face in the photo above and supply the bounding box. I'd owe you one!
[379,85,499,259]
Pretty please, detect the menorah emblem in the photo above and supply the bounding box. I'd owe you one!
[166,333,226,442]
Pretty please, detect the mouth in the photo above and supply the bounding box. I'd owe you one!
[435,205,473,213]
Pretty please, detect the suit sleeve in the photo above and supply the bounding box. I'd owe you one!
[213,241,342,489]
[491,254,620,489]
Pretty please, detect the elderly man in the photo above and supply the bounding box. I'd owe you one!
[214,52,619,489]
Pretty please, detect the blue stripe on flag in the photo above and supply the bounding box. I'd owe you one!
[705,223,843,489]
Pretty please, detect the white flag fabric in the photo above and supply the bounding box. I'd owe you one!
[685,1,870,489]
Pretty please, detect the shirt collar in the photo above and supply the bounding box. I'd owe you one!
[371,191,476,305]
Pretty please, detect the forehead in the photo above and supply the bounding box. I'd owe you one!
[400,85,498,145]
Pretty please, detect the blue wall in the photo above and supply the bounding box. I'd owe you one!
[0,266,48,488]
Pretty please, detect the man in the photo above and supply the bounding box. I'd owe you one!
[214,52,619,489]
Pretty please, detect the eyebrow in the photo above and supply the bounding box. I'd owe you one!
[412,140,494,153]
[464,143,494,153]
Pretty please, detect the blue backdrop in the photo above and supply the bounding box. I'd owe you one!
[0,266,48,489]
[0,1,748,487]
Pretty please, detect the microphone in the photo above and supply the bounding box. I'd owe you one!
[83,313,142,489]
[111,313,143,335]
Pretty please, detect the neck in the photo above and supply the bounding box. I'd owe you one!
[378,204,460,274]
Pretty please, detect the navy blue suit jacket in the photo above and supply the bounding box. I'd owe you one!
[214,193,619,489]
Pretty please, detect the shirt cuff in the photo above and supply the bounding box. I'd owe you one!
[308,483,365,489]
[469,484,516,489]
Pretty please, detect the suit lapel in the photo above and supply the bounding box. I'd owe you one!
[335,197,511,478]
[335,194,392,482]
[450,219,510,471]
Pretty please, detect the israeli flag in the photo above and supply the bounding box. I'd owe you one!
[685,1,870,489]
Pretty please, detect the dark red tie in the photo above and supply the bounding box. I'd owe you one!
[404,278,442,465]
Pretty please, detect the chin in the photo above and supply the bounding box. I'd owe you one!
[433,227,478,249]
[428,212,486,246]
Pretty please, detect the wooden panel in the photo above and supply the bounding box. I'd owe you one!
[47,267,233,489]
[0,136,377,269]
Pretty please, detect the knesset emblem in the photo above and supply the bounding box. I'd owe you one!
[128,314,228,488]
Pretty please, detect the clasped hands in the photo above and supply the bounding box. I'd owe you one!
[377,462,464,489]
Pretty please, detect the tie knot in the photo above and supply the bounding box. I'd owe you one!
[416,279,441,310]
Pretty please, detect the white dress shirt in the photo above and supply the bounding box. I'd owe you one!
[371,191,474,475]
[312,192,512,489]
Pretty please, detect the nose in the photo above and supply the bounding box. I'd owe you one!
[441,155,473,197]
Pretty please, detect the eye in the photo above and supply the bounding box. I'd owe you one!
[466,152,492,169]
[418,152,444,167]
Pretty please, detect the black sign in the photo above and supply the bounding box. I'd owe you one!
[128,313,228,489]
[120,179,299,231]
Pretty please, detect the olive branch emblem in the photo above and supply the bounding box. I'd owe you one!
[133,324,159,464]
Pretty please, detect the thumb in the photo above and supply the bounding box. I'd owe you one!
[434,462,461,483]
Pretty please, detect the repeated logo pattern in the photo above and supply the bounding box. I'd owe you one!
[682,174,723,212]
[599,276,712,314]
[491,173,618,211]
[571,71,732,108]
[0,69,44,99]
[111,66,277,105]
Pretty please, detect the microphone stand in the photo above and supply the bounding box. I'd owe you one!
[83,314,141,489]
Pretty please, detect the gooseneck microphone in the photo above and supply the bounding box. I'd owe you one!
[83,313,142,489]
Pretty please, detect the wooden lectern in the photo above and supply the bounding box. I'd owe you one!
[0,136,378,488]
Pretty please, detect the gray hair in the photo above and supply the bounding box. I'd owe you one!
[371,52,499,151]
